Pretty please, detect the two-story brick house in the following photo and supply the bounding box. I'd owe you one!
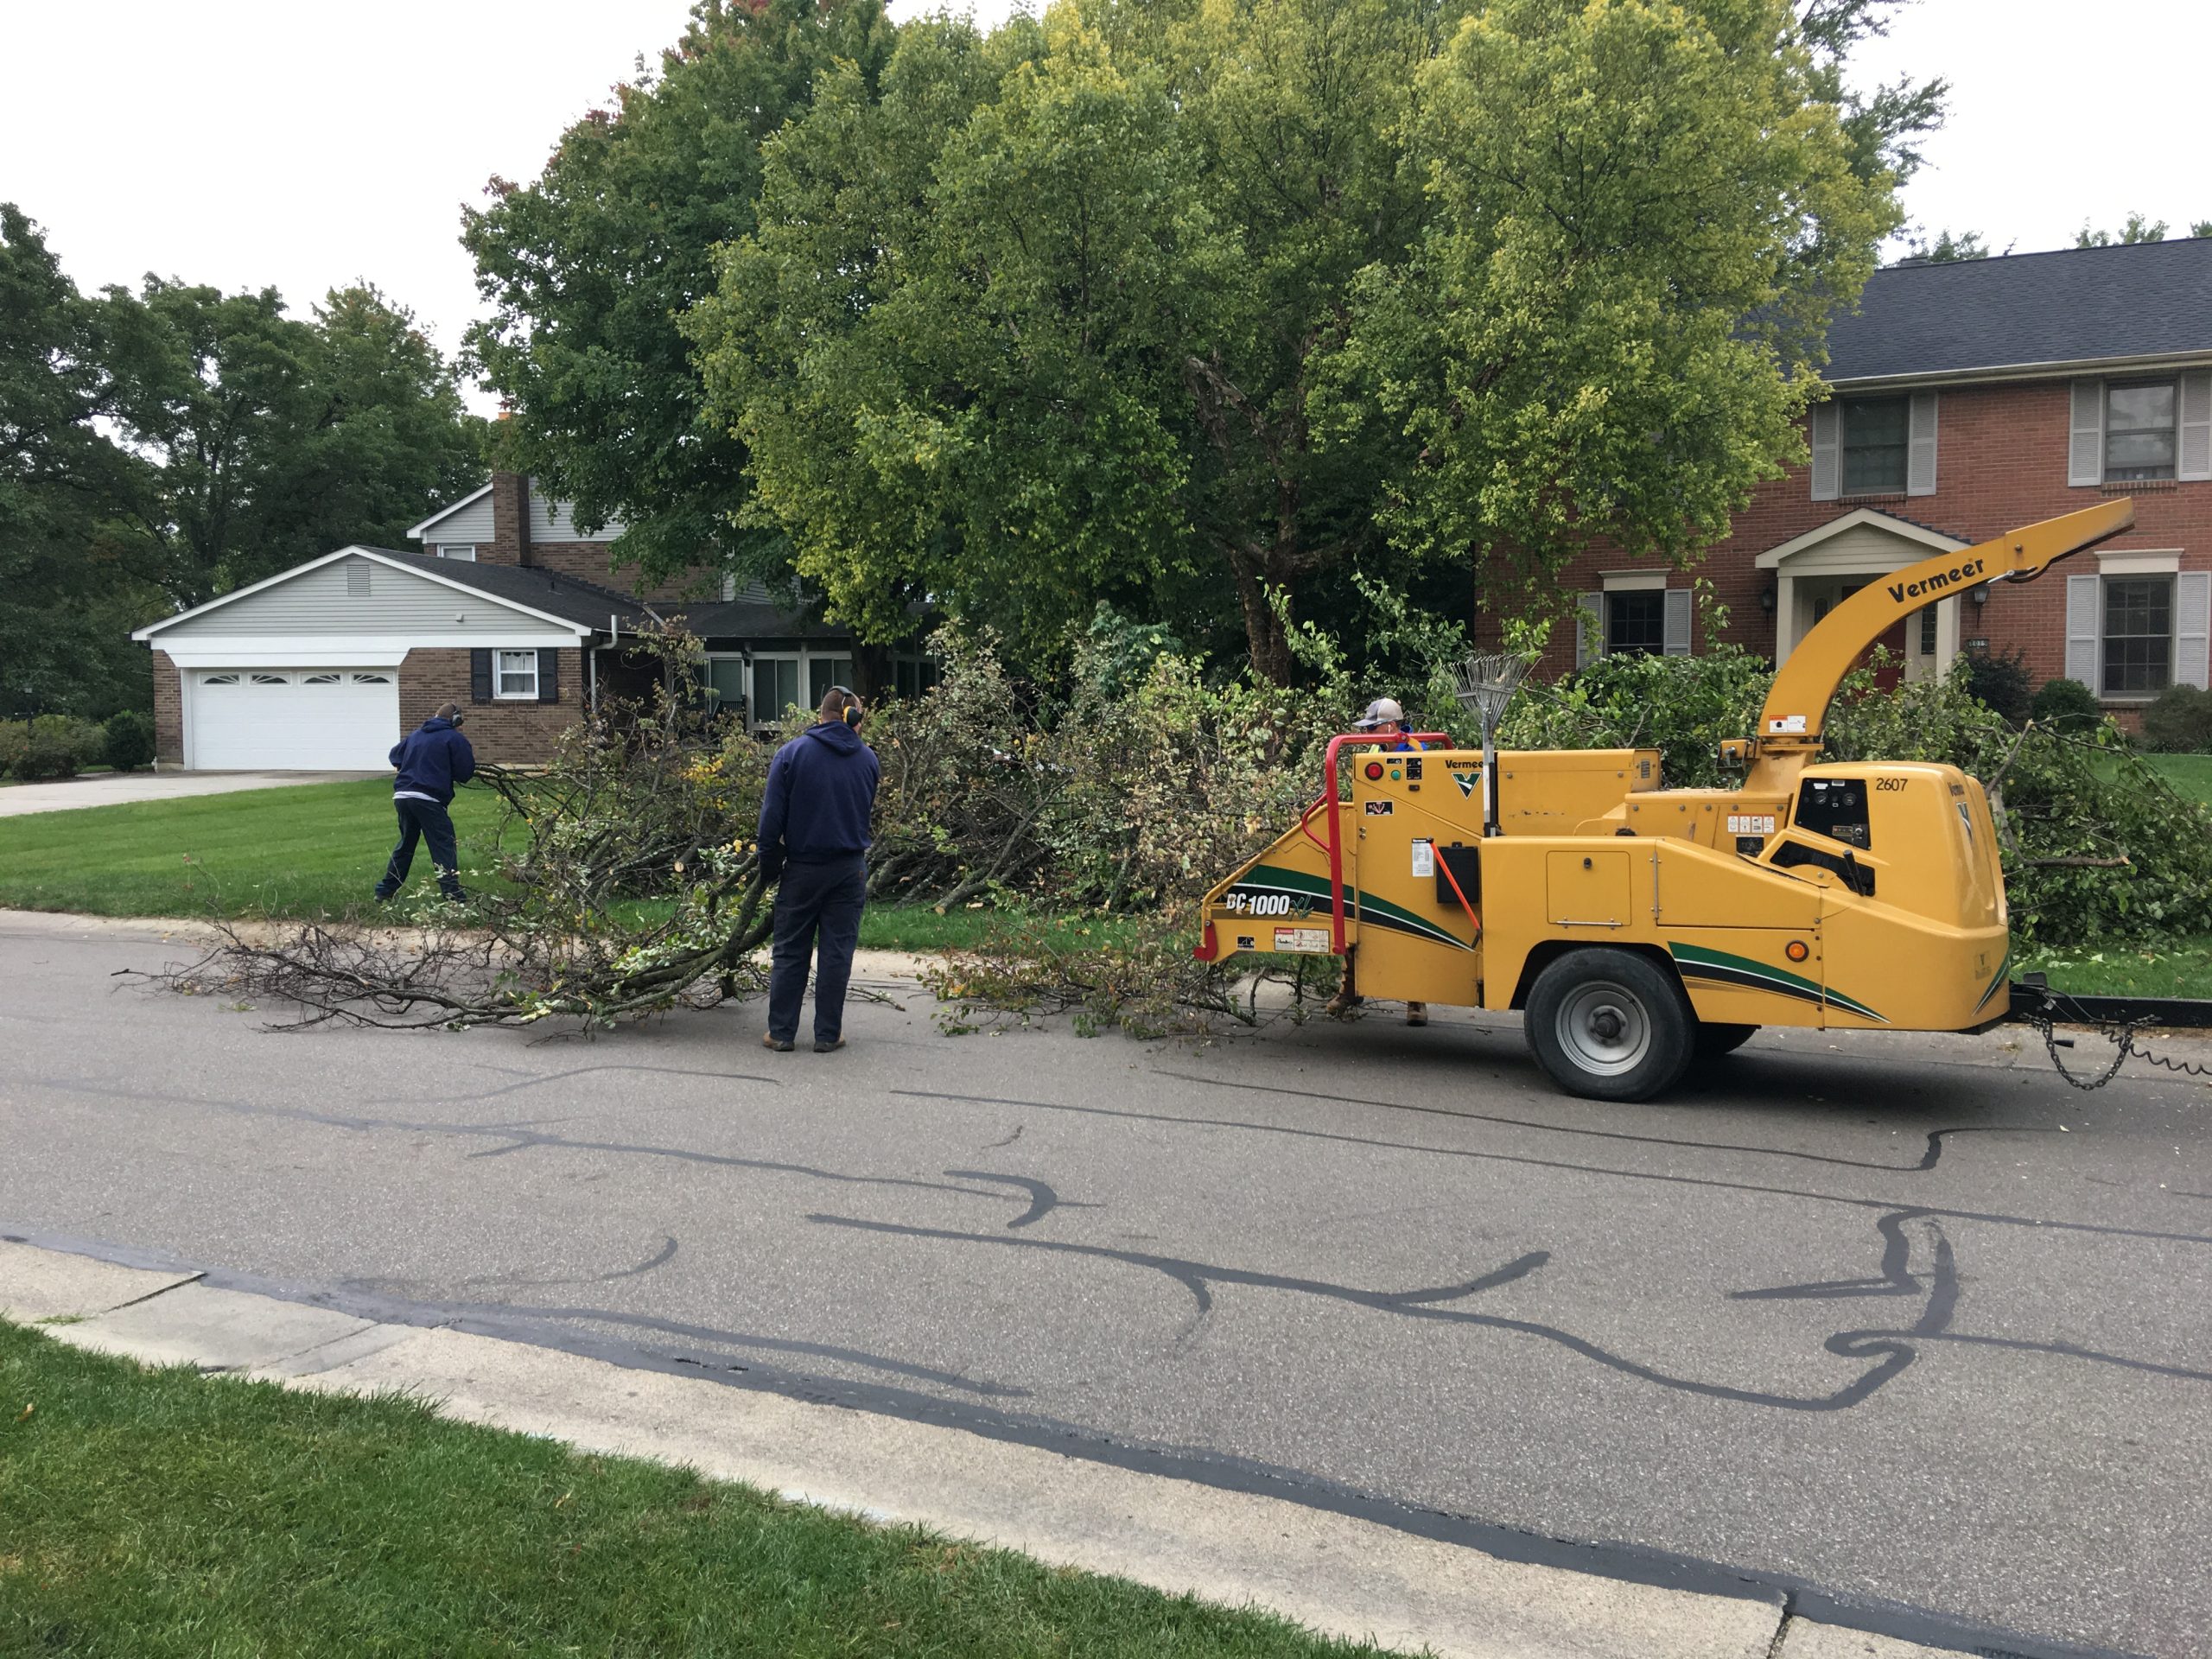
[1533,238,2212,716]
[134,471,881,769]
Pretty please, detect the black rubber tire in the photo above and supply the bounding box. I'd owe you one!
[1523,948,1695,1103]
[1692,1021,1758,1065]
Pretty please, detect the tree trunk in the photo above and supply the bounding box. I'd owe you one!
[1235,563,1294,685]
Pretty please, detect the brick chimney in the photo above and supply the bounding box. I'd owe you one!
[487,472,532,567]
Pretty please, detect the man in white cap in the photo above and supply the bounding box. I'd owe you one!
[1327,696,1427,1025]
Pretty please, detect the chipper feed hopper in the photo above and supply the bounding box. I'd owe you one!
[1194,499,2204,1100]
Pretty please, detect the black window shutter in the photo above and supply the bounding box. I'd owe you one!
[470,650,492,703]
[537,648,560,703]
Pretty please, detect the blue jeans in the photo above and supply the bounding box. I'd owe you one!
[375,798,465,900]
[766,855,868,1044]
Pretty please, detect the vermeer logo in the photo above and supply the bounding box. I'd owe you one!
[1364,799,1394,816]
[1886,556,1985,605]
[1452,771,1478,798]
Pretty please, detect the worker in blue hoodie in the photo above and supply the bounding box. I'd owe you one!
[373,702,475,904]
[757,685,881,1052]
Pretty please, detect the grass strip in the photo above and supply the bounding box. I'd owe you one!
[0,1319,1393,1658]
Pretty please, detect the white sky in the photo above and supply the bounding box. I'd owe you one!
[3,0,2205,415]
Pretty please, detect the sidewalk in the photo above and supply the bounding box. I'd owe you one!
[1,1236,1980,1659]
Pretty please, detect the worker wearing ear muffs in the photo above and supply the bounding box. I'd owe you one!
[1325,697,1428,1027]
[756,685,880,1052]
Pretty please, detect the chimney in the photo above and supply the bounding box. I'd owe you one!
[488,472,533,567]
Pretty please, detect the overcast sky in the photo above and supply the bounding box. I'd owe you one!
[3,0,2206,414]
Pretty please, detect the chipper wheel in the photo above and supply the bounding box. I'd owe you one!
[1523,948,1695,1103]
[1691,1022,1758,1067]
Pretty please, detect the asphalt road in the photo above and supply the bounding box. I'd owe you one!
[4,914,2209,1657]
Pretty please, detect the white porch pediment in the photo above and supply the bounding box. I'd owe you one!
[1759,511,1971,679]
[1756,508,1967,571]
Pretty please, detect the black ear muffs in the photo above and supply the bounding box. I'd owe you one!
[831,685,864,727]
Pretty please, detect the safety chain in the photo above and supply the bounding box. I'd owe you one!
[2017,1009,2212,1091]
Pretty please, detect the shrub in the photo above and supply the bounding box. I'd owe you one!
[103,709,156,772]
[2028,677,2101,728]
[0,721,23,779]
[6,715,104,782]
[1960,645,2032,724]
[2140,683,2212,753]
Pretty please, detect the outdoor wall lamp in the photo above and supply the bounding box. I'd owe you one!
[1971,582,1990,607]
[1758,585,1777,614]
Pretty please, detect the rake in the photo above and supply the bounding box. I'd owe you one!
[1450,651,1535,837]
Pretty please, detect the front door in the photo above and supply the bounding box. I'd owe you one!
[1799,578,1911,689]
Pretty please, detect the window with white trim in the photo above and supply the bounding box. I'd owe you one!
[1840,396,1910,494]
[807,655,856,711]
[351,673,391,684]
[751,656,800,728]
[250,673,291,685]
[494,650,539,700]
[303,673,341,684]
[2102,575,2174,696]
[2106,382,2178,481]
[702,656,747,718]
[1605,590,1665,657]
[201,673,239,685]
[436,543,477,562]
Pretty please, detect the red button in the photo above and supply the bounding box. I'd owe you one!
[1363,761,1385,780]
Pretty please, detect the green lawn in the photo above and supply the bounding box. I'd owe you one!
[2141,752,2212,805]
[0,1319,1385,1658]
[2016,935,2212,1001]
[0,779,1055,952]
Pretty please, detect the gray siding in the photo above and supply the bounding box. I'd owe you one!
[158,556,576,641]
[413,493,496,543]
[531,485,626,543]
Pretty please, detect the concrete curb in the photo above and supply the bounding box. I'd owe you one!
[2,1236,1981,1659]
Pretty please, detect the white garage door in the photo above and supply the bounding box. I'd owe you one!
[191,670,401,771]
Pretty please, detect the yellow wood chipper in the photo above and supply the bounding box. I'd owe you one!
[1193,499,2190,1101]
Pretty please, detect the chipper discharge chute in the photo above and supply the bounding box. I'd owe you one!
[1194,499,2212,1102]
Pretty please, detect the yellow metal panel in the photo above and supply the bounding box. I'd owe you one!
[1546,850,1632,927]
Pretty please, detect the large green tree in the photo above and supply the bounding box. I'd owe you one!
[696,0,1901,678]
[104,280,486,607]
[0,205,160,717]
[461,0,894,593]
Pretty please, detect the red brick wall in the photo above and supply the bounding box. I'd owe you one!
[1520,379,2212,707]
[150,650,182,766]
[470,472,710,604]
[399,647,582,765]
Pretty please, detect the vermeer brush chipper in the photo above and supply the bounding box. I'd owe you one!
[1194,499,2212,1101]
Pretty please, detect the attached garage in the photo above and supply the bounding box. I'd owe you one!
[134,546,606,771]
[188,669,401,770]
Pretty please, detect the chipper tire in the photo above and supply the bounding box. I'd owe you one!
[1691,1022,1758,1067]
[1524,948,1694,1103]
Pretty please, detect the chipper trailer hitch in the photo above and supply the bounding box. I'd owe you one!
[1194,499,2212,1101]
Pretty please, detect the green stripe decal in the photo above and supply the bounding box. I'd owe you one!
[1231,864,1471,952]
[1977,949,2013,1013]
[1669,941,1888,1024]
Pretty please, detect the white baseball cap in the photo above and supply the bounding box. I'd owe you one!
[1355,697,1406,729]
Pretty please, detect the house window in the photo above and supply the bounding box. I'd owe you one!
[702,656,747,719]
[2102,575,2173,696]
[1840,397,1910,494]
[752,657,800,728]
[436,543,477,562]
[1605,591,1665,657]
[893,656,939,700]
[303,673,341,684]
[494,650,539,700]
[2106,382,2178,482]
[807,656,857,711]
[250,673,291,685]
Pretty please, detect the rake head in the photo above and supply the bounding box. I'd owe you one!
[1451,651,1535,746]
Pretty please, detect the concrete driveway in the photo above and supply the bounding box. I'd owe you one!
[0,771,378,817]
[4,911,2208,1657]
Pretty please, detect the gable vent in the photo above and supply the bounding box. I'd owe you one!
[346,562,372,598]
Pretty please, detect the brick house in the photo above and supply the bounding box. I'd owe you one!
[134,472,888,769]
[1529,238,2212,716]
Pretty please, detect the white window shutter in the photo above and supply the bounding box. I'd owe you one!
[2177,572,2211,690]
[2064,574,2101,690]
[1907,392,1938,495]
[2069,380,2105,487]
[1574,593,1600,670]
[1662,588,1693,656]
[1809,402,1840,500]
[2180,371,2212,481]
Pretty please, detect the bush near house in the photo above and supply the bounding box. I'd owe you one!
[2029,677,2101,728]
[0,715,105,781]
[101,709,156,772]
[2142,683,2212,754]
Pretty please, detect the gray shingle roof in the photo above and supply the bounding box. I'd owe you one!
[360,548,653,631]
[1827,237,2212,385]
